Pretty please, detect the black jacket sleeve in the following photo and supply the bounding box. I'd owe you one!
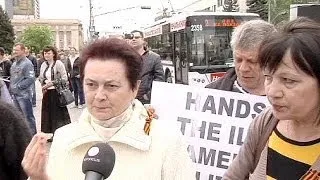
[4,60,12,78]
[152,53,165,82]
[27,55,38,77]
[205,68,237,91]
[67,58,72,76]
[70,57,81,78]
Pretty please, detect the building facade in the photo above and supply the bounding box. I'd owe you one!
[11,19,84,51]
[13,0,39,19]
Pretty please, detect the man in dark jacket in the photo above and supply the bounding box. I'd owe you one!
[130,30,164,104]
[59,51,73,92]
[205,20,276,96]
[25,46,38,107]
[0,47,12,88]
[69,47,85,108]
[59,51,71,72]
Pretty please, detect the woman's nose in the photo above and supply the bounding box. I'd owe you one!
[95,87,107,101]
[266,80,283,98]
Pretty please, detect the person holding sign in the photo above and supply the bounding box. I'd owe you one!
[206,20,276,96]
[22,38,195,180]
[223,17,320,180]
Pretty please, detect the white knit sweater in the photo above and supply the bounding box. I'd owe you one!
[47,100,196,180]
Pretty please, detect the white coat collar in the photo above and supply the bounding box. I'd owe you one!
[66,100,152,151]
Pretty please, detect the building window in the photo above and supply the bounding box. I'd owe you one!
[218,0,222,7]
[66,31,72,47]
[59,31,64,50]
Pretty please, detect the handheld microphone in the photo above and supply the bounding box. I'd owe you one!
[82,143,116,180]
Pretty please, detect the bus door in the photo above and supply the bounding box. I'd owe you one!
[173,31,188,84]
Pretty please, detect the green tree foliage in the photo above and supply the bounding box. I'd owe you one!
[223,0,240,12]
[246,0,268,21]
[0,6,15,54]
[17,25,54,54]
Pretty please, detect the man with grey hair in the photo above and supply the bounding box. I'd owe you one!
[205,20,276,96]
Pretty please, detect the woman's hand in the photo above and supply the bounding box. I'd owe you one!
[22,133,50,180]
[43,80,53,89]
[42,81,53,93]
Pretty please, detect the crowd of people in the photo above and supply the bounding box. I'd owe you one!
[0,43,87,135]
[0,17,319,179]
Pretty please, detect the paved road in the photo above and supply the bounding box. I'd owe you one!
[33,80,83,132]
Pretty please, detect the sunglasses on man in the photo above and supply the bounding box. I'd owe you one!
[124,33,142,40]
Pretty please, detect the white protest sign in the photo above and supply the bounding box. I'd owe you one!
[151,82,270,180]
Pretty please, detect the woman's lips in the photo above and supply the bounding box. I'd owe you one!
[272,104,286,112]
[94,106,109,110]
[95,107,108,109]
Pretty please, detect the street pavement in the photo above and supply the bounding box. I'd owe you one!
[33,80,83,132]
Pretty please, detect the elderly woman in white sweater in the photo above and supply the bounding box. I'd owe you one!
[22,38,195,180]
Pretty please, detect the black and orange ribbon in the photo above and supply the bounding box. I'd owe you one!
[143,108,157,135]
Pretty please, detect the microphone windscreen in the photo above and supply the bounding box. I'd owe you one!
[82,142,116,178]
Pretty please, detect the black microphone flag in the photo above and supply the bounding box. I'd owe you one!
[82,142,116,180]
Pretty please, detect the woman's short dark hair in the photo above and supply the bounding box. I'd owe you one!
[259,17,320,85]
[80,38,142,89]
[42,46,58,61]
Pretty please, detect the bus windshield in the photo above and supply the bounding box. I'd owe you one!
[187,15,259,70]
[190,27,233,67]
